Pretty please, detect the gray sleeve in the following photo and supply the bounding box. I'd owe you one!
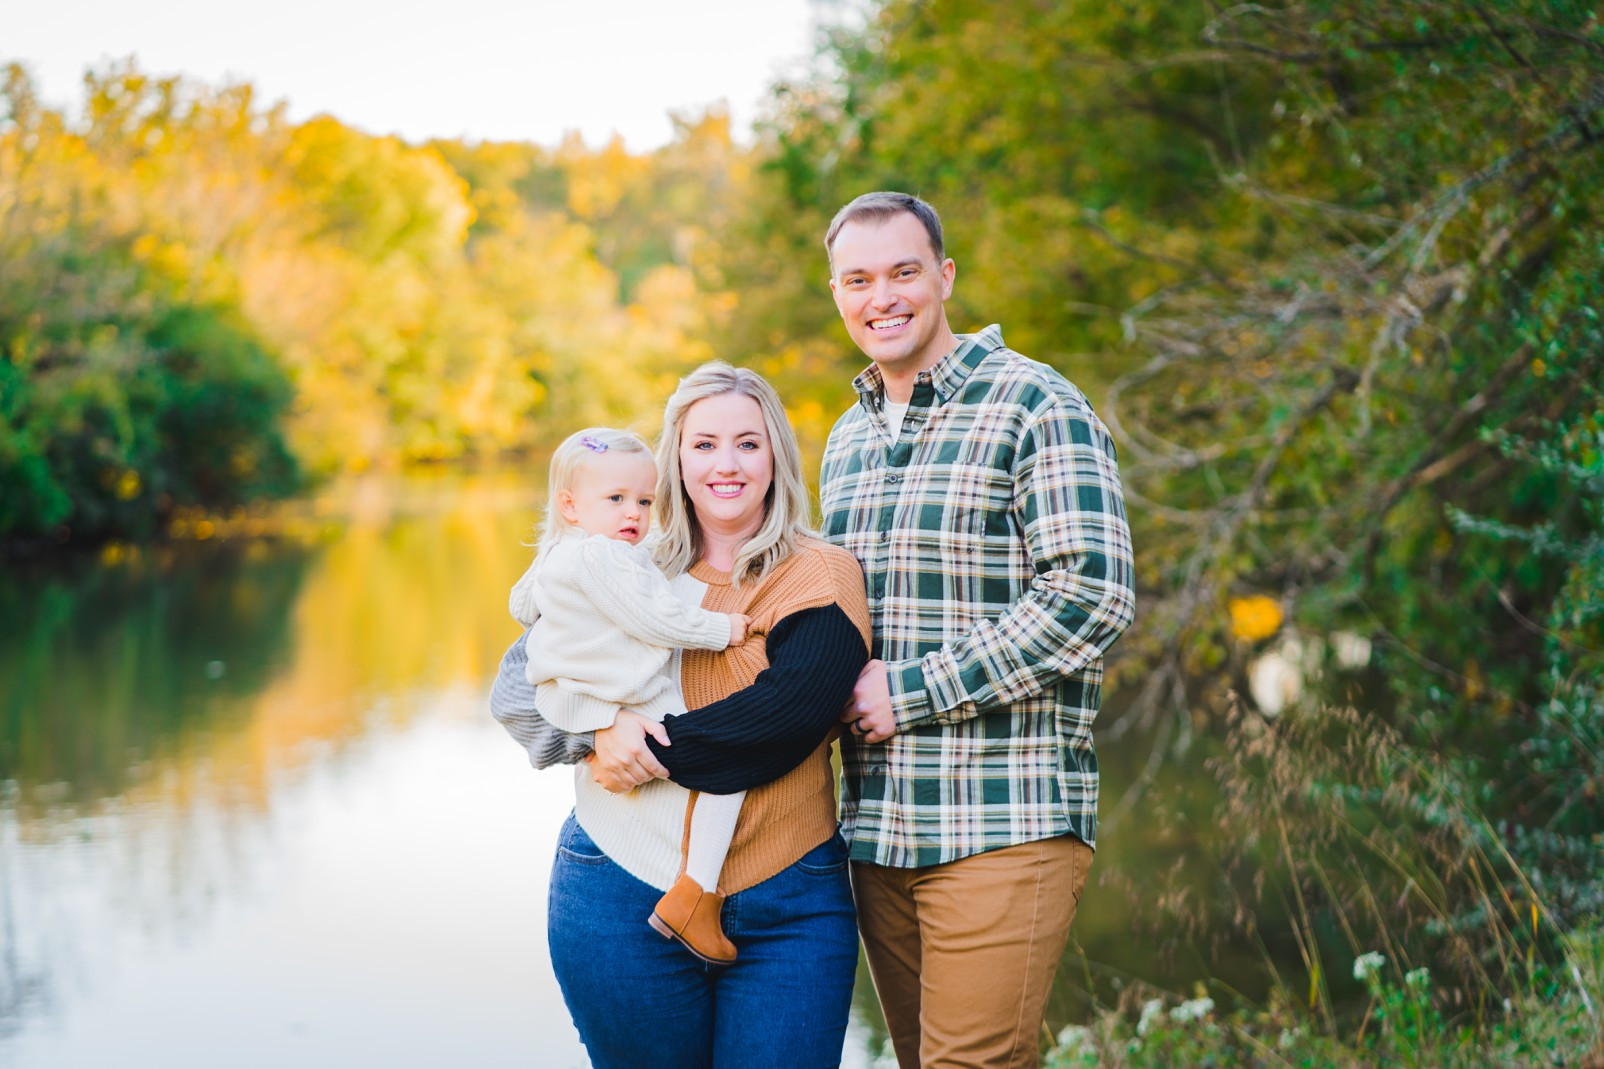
[489,630,595,768]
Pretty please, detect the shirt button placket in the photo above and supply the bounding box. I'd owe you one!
[873,447,899,596]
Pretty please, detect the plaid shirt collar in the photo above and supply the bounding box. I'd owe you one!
[849,323,1006,411]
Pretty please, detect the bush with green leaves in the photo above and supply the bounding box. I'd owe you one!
[0,232,298,543]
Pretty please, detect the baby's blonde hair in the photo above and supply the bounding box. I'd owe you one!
[539,427,654,556]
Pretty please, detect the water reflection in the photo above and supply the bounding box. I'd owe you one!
[0,540,312,806]
[0,467,604,1067]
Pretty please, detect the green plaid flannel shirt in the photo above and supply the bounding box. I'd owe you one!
[821,325,1135,867]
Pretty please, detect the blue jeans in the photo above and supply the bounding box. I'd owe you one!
[547,813,858,1069]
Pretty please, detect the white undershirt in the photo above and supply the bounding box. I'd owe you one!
[882,399,910,441]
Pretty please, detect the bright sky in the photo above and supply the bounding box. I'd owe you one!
[6,0,828,150]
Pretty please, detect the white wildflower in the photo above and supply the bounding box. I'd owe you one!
[1170,997,1215,1023]
[1136,998,1166,1036]
[1331,630,1372,667]
[1405,967,1430,990]
[1053,1025,1095,1059]
[1277,1027,1300,1050]
[1352,951,1385,981]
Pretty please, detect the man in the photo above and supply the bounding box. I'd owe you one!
[819,192,1136,1069]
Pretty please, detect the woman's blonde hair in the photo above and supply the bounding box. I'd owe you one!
[538,427,654,556]
[653,362,813,585]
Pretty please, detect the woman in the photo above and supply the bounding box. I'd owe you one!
[491,362,871,1068]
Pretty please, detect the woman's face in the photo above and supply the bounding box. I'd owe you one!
[678,392,774,543]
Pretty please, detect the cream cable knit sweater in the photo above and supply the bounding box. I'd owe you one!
[508,532,734,732]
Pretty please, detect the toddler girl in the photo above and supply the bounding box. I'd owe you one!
[508,427,750,964]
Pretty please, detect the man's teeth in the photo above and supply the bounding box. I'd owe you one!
[870,315,911,330]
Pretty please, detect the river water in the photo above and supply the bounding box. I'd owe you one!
[0,465,1269,1068]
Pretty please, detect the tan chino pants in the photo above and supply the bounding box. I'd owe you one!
[851,835,1094,1069]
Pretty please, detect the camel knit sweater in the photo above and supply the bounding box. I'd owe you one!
[563,536,870,894]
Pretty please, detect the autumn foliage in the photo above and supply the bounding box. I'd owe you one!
[0,60,741,542]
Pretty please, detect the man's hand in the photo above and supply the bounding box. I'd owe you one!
[586,711,671,792]
[840,658,897,744]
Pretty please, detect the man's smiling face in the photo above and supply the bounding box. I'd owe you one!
[828,211,956,380]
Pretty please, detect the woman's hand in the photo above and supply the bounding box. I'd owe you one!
[586,711,672,793]
[841,658,897,744]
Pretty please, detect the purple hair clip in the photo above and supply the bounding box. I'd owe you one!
[579,435,608,453]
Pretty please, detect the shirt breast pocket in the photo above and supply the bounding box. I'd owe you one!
[929,463,1015,541]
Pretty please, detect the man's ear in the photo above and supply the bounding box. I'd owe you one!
[940,258,956,301]
[556,489,579,524]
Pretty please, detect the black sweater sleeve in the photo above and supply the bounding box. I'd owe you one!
[647,604,867,794]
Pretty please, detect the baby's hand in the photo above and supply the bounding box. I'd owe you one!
[727,613,752,647]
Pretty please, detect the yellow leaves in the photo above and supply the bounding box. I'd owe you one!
[787,399,829,447]
[1229,595,1284,642]
[287,116,473,263]
[132,235,193,280]
[99,467,142,500]
[114,469,141,500]
[431,139,544,234]
[561,132,649,220]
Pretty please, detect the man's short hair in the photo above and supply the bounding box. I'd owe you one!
[824,191,945,267]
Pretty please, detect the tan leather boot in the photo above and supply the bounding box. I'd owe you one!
[648,874,737,964]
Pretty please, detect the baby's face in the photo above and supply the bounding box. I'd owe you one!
[561,452,658,545]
